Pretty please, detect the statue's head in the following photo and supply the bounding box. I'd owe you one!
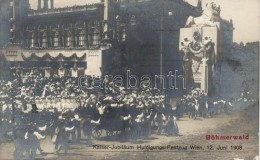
[204,2,221,20]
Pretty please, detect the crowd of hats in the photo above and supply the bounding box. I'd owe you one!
[0,69,172,144]
[0,69,168,112]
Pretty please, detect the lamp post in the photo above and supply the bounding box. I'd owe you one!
[159,8,172,89]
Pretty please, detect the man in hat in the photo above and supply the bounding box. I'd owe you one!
[207,98,213,117]
[56,118,74,155]
[198,93,207,118]
[165,114,179,136]
[71,114,81,144]
[12,124,28,159]
[175,99,183,120]
[82,116,93,147]
[155,110,163,135]
[193,99,199,119]
[22,96,28,111]
[31,100,39,114]
[143,108,153,137]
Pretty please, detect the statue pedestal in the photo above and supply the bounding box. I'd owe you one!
[179,26,219,95]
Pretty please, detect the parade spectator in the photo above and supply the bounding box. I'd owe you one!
[0,71,242,159]
[56,119,74,155]
[165,115,179,136]
[83,117,93,147]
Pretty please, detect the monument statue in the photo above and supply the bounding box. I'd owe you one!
[180,31,214,94]
[185,2,221,28]
[179,2,221,95]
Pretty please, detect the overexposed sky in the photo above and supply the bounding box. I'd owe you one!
[29,0,260,43]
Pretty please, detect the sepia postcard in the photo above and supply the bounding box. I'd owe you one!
[0,0,259,159]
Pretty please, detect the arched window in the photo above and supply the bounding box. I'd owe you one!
[88,21,100,47]
[66,31,72,47]
[88,28,99,46]
[42,31,47,48]
[54,31,59,47]
[79,30,86,47]
[92,29,99,46]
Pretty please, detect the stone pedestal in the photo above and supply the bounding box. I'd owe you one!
[179,26,219,94]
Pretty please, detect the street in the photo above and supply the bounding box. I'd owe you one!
[0,103,258,160]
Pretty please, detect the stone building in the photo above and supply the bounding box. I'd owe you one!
[0,0,217,79]
[1,0,112,77]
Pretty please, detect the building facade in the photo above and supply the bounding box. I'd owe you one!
[0,0,232,80]
[1,0,113,78]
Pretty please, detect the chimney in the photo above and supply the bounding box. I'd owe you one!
[38,0,41,10]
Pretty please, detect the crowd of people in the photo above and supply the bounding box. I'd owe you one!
[0,70,234,159]
[175,89,234,120]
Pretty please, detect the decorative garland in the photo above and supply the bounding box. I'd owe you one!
[188,41,213,54]
[21,53,86,61]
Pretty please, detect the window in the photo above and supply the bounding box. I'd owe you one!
[42,31,47,48]
[130,15,137,26]
[88,21,100,47]
[66,31,72,47]
[30,33,36,48]
[93,29,100,46]
[25,32,31,47]
[79,30,86,47]
[54,31,59,47]
[89,29,99,46]
[121,25,127,42]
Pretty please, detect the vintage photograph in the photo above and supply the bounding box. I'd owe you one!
[0,0,259,159]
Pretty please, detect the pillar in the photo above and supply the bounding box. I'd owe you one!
[46,26,50,48]
[72,24,76,47]
[85,22,89,47]
[103,0,109,39]
[201,58,208,94]
[10,0,16,42]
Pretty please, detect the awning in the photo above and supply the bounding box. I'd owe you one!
[21,52,86,61]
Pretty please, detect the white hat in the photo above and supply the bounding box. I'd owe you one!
[74,115,81,120]
[119,87,125,91]
[111,103,117,107]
